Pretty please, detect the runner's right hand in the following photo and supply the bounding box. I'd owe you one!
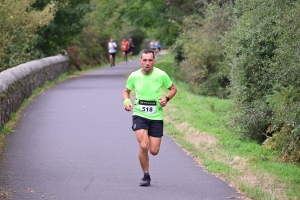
[125,103,133,111]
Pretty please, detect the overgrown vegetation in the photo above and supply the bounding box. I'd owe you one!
[32,0,91,57]
[173,4,231,98]
[0,0,91,72]
[75,9,147,69]
[222,0,300,162]
[94,0,209,46]
[0,0,54,71]
[163,0,300,163]
[156,54,300,200]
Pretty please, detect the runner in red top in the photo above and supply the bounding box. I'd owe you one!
[121,38,130,63]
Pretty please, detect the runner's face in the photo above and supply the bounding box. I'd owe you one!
[140,53,155,74]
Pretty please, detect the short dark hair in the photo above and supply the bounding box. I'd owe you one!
[141,49,155,59]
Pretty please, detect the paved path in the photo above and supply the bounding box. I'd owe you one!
[0,57,242,200]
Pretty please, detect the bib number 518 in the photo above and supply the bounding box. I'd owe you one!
[138,105,156,114]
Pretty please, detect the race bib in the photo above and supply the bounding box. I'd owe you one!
[138,100,156,114]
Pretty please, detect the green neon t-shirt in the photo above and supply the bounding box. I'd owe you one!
[126,67,173,120]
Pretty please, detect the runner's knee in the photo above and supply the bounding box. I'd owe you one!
[150,150,159,156]
[149,147,159,155]
[140,141,149,153]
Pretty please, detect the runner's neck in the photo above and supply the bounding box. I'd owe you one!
[141,68,154,75]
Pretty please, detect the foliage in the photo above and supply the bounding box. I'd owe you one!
[32,0,91,56]
[223,0,300,161]
[72,6,111,68]
[156,54,300,200]
[72,1,147,68]
[94,0,206,46]
[173,4,231,98]
[264,2,300,162]
[0,0,92,71]
[0,0,54,71]
[263,86,300,163]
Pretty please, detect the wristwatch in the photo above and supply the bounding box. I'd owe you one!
[165,96,170,102]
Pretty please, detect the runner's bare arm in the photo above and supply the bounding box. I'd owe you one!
[123,87,133,111]
[159,83,177,107]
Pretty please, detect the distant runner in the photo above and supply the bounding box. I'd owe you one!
[128,38,135,61]
[121,38,130,63]
[108,38,117,67]
[154,41,161,56]
[149,40,156,51]
[123,49,177,186]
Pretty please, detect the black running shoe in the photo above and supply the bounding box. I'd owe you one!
[139,176,151,186]
[110,63,113,67]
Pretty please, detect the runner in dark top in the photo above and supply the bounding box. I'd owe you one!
[128,38,135,61]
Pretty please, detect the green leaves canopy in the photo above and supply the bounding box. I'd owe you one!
[32,0,91,56]
[95,0,206,45]
[0,0,54,71]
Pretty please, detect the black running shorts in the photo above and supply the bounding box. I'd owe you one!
[132,115,164,138]
[109,52,116,58]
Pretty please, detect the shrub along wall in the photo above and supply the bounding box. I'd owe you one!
[0,55,69,129]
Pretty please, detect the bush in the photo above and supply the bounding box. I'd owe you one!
[173,4,231,98]
[263,86,300,162]
[223,0,296,138]
[0,0,54,71]
[223,0,300,162]
[76,25,109,68]
[233,99,272,142]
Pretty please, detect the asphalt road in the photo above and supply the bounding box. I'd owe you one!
[0,57,243,200]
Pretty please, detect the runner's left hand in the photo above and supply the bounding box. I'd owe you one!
[159,98,167,107]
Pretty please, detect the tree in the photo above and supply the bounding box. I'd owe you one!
[66,0,147,68]
[32,0,91,56]
[0,0,54,71]
[95,0,206,46]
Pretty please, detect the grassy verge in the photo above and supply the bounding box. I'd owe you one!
[156,54,300,200]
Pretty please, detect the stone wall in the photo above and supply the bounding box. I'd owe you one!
[0,55,69,129]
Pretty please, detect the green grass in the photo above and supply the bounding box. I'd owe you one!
[155,53,300,200]
[1,124,12,134]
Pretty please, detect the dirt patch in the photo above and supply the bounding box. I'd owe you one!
[175,121,217,148]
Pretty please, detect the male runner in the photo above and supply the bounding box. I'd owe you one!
[121,38,130,63]
[108,38,117,67]
[128,38,135,61]
[123,49,177,186]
